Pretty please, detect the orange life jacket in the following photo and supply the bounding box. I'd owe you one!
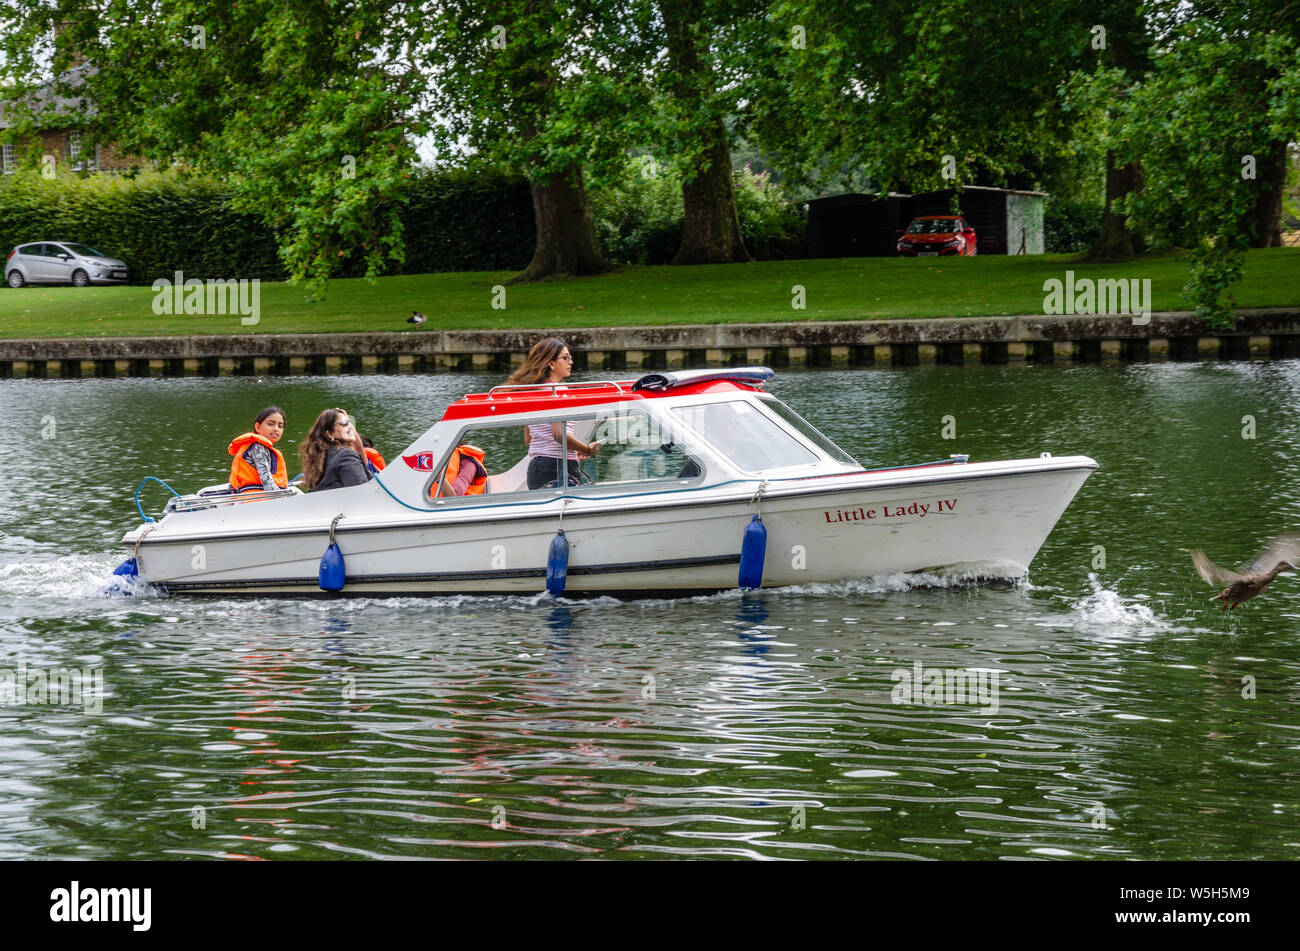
[433,445,487,498]
[364,447,386,472]
[228,432,288,491]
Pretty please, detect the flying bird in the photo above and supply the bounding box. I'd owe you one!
[1191,535,1300,610]
[406,311,426,325]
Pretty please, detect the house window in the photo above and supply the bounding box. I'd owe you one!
[68,131,82,164]
[1,144,14,174]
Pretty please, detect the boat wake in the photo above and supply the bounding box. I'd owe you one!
[759,568,1027,599]
[1066,573,1178,639]
[0,553,164,602]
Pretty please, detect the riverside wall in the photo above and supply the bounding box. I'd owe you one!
[2,309,1300,378]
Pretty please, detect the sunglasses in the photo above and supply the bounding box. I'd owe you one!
[336,416,354,429]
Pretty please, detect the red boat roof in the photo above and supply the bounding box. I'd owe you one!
[441,377,768,421]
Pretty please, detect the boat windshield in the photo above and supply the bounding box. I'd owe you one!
[672,400,818,473]
[758,395,860,466]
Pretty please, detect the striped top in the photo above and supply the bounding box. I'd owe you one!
[527,422,579,461]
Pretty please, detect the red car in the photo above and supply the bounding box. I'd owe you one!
[896,215,977,256]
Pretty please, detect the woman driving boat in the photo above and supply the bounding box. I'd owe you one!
[506,338,602,489]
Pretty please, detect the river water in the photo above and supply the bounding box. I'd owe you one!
[2,363,1299,860]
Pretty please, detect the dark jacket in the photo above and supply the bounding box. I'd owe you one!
[314,446,372,491]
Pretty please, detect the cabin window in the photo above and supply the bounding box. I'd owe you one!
[423,420,531,502]
[758,395,859,466]
[425,408,705,504]
[672,400,818,472]
[580,406,704,490]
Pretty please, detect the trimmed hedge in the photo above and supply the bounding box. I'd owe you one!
[0,168,536,284]
[0,162,807,283]
[392,168,535,274]
[0,172,287,283]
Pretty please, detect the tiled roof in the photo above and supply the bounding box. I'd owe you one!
[0,62,98,131]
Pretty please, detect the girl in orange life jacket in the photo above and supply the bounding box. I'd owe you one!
[228,406,289,492]
[360,434,386,473]
[433,445,488,498]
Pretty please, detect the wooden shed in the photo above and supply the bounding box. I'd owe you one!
[908,186,1046,255]
[804,192,912,258]
[805,185,1047,257]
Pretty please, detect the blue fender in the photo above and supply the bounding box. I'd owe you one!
[547,530,569,597]
[319,542,346,591]
[738,515,767,590]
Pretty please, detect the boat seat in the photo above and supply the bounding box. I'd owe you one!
[486,456,530,495]
[610,449,670,481]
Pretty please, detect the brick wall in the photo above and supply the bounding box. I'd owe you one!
[0,129,143,175]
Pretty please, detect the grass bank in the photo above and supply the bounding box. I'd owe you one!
[2,249,1297,339]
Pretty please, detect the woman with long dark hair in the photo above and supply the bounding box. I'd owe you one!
[507,337,568,386]
[508,338,601,489]
[298,408,373,492]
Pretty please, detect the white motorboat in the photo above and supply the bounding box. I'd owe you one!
[118,368,1096,596]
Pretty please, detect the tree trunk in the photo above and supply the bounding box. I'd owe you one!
[512,163,606,283]
[1249,140,1287,248]
[1089,152,1145,260]
[659,1,751,265]
[673,119,751,265]
[1086,1,1148,261]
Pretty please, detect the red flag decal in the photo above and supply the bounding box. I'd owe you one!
[403,452,435,471]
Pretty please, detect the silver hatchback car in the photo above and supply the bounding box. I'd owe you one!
[5,241,130,287]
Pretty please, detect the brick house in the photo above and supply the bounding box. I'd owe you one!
[0,62,142,176]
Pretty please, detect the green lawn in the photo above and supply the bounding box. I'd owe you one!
[2,248,1298,339]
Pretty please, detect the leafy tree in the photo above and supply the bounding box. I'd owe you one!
[757,0,1297,325]
[589,155,803,263]
[425,1,776,270]
[418,2,658,281]
[1070,1,1300,324]
[651,0,756,263]
[0,1,425,297]
[0,1,662,290]
[1083,0,1152,260]
[749,1,1087,199]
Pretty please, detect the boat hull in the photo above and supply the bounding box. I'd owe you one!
[123,457,1096,597]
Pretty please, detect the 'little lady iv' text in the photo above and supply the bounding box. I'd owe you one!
[825,499,957,522]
